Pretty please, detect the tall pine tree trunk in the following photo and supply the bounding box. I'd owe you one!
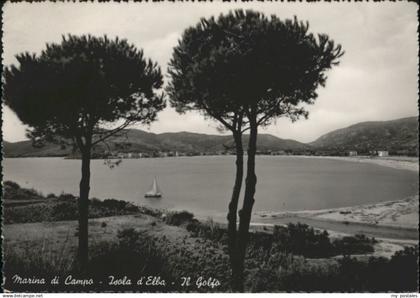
[78,142,91,273]
[235,114,258,291]
[227,132,244,292]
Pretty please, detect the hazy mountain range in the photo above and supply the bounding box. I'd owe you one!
[3,116,418,157]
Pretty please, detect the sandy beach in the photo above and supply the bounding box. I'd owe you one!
[253,194,418,257]
[330,156,418,172]
[255,195,419,230]
[297,155,419,172]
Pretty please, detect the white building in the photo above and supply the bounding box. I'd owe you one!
[377,151,389,157]
[348,151,358,156]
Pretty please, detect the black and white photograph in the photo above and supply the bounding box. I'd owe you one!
[1,1,418,294]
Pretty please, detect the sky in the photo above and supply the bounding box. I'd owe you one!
[2,2,418,143]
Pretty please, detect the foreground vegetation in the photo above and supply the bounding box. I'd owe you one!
[4,223,418,292]
[3,182,418,292]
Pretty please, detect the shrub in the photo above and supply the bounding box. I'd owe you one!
[4,180,20,190]
[332,234,377,256]
[186,222,377,259]
[3,202,54,224]
[57,193,77,202]
[334,246,419,292]
[388,245,419,291]
[117,228,141,249]
[246,247,418,292]
[3,181,45,201]
[164,210,195,226]
[271,223,334,258]
[46,193,57,199]
[138,206,162,217]
[270,224,376,258]
[52,201,79,221]
[187,219,228,244]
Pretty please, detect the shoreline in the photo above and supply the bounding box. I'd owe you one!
[252,195,418,241]
[4,154,419,171]
[255,195,419,228]
[196,198,419,242]
[288,155,419,172]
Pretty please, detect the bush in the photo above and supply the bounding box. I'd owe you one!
[164,211,195,226]
[52,201,79,221]
[138,206,163,217]
[57,193,77,202]
[332,234,377,256]
[4,202,54,224]
[388,246,419,291]
[3,181,45,201]
[271,223,334,258]
[187,219,228,244]
[4,180,20,190]
[112,228,231,292]
[246,246,419,292]
[186,222,377,259]
[269,224,376,258]
[117,228,141,249]
[334,246,419,292]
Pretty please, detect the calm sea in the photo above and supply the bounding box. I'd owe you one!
[3,156,418,220]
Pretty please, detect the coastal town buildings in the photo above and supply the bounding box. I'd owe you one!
[377,151,389,157]
[348,151,358,156]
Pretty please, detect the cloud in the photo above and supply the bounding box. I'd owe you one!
[2,2,418,143]
[142,31,181,71]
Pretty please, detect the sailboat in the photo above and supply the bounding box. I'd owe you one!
[144,177,162,198]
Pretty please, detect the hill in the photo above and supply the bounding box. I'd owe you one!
[3,116,417,157]
[310,116,418,155]
[2,130,309,157]
[2,140,72,157]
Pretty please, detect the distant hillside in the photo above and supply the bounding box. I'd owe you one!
[3,130,308,157]
[2,140,72,157]
[311,116,418,154]
[3,116,417,157]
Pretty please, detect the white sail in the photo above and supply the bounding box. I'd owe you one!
[145,177,162,197]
